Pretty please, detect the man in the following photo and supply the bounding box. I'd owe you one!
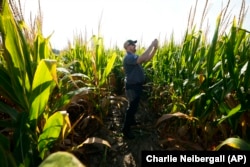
[122,39,158,139]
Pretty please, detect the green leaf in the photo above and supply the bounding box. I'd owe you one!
[0,101,18,121]
[218,104,242,124]
[38,112,64,159]
[100,52,117,85]
[0,67,19,106]
[189,92,205,103]
[0,134,17,166]
[206,13,221,79]
[0,1,31,110]
[29,59,57,128]
[0,144,8,167]
[34,33,53,63]
[51,87,93,112]
[215,137,250,150]
[243,61,250,90]
[0,133,10,151]
[39,151,86,167]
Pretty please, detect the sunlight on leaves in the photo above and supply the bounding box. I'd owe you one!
[218,104,242,124]
[29,59,57,126]
[71,137,111,151]
[38,112,64,159]
[155,112,198,127]
[189,93,205,103]
[215,137,250,150]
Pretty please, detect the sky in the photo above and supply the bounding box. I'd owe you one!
[20,0,250,50]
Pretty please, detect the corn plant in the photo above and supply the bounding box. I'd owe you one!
[0,1,83,166]
[57,33,118,122]
[60,34,117,88]
[152,0,250,149]
[216,21,250,133]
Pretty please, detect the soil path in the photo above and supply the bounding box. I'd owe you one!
[81,96,164,167]
[66,93,205,166]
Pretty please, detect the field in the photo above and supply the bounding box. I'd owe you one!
[0,0,250,166]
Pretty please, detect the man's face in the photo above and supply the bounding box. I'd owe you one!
[127,43,136,53]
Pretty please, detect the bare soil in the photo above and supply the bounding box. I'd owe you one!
[62,89,189,167]
[80,96,163,167]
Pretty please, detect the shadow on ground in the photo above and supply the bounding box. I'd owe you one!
[77,96,163,167]
[67,93,206,167]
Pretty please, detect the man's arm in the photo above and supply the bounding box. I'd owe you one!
[137,39,158,64]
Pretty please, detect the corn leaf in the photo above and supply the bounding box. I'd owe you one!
[243,61,250,90]
[189,92,205,103]
[218,104,242,124]
[155,112,198,127]
[0,0,32,110]
[34,33,53,63]
[38,112,64,159]
[215,137,250,150]
[60,111,72,141]
[0,101,18,121]
[38,151,86,167]
[100,52,117,85]
[71,137,111,151]
[29,59,57,128]
[0,145,9,167]
[51,87,92,112]
[206,13,221,79]
[0,67,20,108]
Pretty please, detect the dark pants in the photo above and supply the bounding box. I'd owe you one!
[123,83,143,132]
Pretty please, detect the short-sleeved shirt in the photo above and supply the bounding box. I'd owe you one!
[123,52,145,85]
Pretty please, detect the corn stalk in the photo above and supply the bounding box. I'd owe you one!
[0,1,79,166]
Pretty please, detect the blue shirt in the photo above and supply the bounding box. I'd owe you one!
[123,52,145,84]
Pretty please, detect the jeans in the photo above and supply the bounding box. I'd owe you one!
[123,83,143,132]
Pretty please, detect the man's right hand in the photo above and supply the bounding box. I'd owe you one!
[152,39,158,48]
